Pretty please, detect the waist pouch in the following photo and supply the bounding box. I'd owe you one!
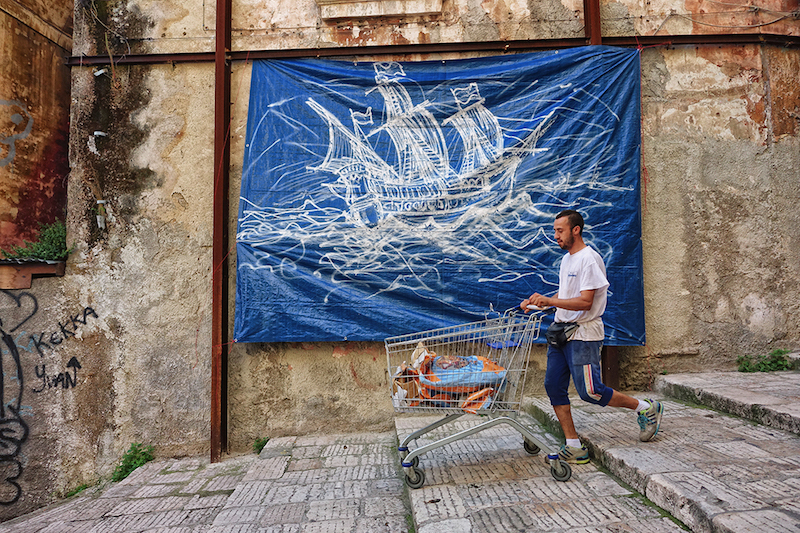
[545,322,579,347]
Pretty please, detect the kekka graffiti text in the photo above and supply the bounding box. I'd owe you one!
[25,307,98,356]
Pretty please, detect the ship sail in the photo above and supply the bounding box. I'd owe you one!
[305,65,553,225]
[307,98,394,180]
[306,98,398,224]
[368,62,449,187]
[442,83,503,177]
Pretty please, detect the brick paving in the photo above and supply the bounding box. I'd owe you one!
[5,370,800,532]
[395,413,684,533]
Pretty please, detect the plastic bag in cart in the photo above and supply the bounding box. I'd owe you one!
[418,354,507,396]
[392,363,421,408]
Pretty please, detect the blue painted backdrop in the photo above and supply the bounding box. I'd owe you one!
[235,46,645,345]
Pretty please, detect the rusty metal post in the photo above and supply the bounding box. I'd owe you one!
[211,0,232,463]
[584,0,603,45]
[601,346,620,390]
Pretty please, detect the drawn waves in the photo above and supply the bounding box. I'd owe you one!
[238,190,585,300]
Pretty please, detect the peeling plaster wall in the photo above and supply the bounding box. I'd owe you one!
[1,0,797,520]
[636,44,800,385]
[75,0,798,57]
[67,57,216,456]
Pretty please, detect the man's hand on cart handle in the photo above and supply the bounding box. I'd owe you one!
[525,305,556,316]
[521,293,551,312]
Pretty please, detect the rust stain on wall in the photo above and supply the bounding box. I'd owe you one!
[0,13,71,252]
[329,23,377,46]
[766,46,800,138]
[694,45,800,139]
[683,0,799,36]
[696,45,762,75]
[11,126,70,245]
[695,45,769,140]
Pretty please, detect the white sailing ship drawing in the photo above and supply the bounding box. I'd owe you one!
[306,62,553,225]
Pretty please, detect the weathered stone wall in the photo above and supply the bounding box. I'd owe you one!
[0,4,72,250]
[1,0,798,521]
[0,0,74,520]
[635,44,800,387]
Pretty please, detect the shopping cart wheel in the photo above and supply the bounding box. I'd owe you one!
[550,460,572,482]
[405,467,426,489]
[523,440,540,454]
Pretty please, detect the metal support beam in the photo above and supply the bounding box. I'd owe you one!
[584,0,603,45]
[211,0,232,463]
[601,346,620,390]
[65,34,800,67]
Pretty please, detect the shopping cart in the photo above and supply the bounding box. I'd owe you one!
[385,307,572,489]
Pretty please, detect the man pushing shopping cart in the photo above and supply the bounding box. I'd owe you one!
[520,209,664,465]
[386,208,664,488]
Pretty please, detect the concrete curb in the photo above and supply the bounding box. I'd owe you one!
[654,371,800,435]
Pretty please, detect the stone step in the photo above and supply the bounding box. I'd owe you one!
[654,370,800,435]
[524,369,800,533]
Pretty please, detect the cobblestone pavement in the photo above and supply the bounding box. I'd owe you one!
[394,413,684,533]
[526,370,800,533]
[4,369,800,532]
[0,432,411,533]
[1,415,679,533]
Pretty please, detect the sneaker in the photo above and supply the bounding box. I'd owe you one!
[556,444,590,464]
[637,399,664,442]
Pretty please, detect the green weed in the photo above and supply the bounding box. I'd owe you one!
[405,514,416,533]
[112,443,155,482]
[64,483,92,498]
[1,221,74,261]
[737,349,793,373]
[253,437,270,454]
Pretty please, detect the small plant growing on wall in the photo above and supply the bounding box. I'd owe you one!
[112,443,155,482]
[737,349,793,373]
[0,220,73,261]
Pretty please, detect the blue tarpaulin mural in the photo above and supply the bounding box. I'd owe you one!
[235,46,645,345]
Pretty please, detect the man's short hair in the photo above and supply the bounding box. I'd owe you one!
[555,209,584,235]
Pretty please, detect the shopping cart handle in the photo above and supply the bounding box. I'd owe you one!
[526,305,556,314]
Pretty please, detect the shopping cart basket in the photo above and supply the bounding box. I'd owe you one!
[385,307,572,489]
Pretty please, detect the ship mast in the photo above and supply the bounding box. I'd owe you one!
[369,62,449,188]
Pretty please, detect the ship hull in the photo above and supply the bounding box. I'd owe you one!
[331,156,520,224]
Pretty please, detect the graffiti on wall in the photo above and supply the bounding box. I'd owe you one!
[0,100,33,167]
[0,323,26,505]
[0,290,98,505]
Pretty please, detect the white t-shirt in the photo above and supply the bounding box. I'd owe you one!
[554,246,609,342]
